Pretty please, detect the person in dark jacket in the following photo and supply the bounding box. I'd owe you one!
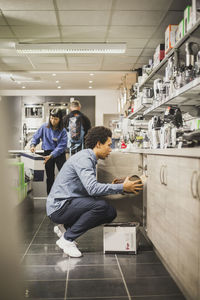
[63,100,91,155]
[30,108,67,195]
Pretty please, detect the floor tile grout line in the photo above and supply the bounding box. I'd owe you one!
[62,297,130,299]
[65,294,183,299]
[23,277,139,281]
[115,254,131,300]
[61,295,181,299]
[20,214,47,264]
[23,275,172,282]
[24,263,119,267]
[64,256,70,300]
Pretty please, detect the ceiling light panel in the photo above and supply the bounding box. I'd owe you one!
[15,43,126,54]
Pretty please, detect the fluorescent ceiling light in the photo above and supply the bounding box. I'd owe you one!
[15,43,126,54]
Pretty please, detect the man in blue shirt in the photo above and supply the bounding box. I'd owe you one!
[46,126,143,257]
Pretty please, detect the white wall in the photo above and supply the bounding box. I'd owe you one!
[0,89,120,125]
[95,90,120,125]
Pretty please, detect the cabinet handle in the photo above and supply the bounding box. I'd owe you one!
[190,171,198,199]
[160,165,163,184]
[160,165,164,184]
[163,165,167,186]
[197,173,200,201]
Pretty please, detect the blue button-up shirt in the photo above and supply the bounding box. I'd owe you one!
[46,149,124,216]
[31,123,67,158]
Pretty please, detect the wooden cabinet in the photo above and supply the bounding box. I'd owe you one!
[147,155,200,300]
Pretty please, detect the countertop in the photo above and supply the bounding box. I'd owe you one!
[113,148,200,158]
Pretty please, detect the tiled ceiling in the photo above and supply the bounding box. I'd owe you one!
[0,0,191,90]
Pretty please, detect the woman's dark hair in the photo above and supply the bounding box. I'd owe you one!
[47,108,64,130]
[85,126,112,149]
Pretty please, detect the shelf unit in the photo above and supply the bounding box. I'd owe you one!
[139,18,200,89]
[125,17,200,120]
[127,103,152,119]
[144,76,200,116]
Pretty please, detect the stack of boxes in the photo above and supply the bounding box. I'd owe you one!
[166,4,196,51]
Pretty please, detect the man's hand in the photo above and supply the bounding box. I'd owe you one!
[30,146,36,153]
[44,155,52,164]
[123,176,143,194]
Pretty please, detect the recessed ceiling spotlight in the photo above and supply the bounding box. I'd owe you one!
[57,86,61,89]
[89,86,92,89]
[52,73,56,76]
[22,86,26,89]
[90,73,94,76]
[56,80,59,83]
[89,80,93,83]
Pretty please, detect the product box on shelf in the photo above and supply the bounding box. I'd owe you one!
[184,5,192,34]
[175,19,184,43]
[192,0,200,24]
[8,161,25,188]
[134,96,142,111]
[153,44,165,67]
[165,24,178,54]
[103,222,140,254]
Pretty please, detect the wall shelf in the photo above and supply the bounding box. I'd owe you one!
[143,77,200,115]
[139,18,200,89]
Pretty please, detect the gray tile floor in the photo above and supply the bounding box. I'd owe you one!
[18,198,186,300]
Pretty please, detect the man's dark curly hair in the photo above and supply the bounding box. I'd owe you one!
[85,126,112,149]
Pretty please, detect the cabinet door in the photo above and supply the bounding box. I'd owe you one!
[147,155,180,270]
[176,157,200,299]
[147,155,200,300]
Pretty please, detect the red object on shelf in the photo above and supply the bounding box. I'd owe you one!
[121,141,127,149]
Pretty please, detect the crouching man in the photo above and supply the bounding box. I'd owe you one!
[46,126,143,257]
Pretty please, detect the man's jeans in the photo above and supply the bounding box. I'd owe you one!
[50,197,117,241]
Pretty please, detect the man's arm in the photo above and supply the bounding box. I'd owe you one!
[74,157,123,196]
[74,158,143,196]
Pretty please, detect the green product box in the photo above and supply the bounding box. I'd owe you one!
[184,5,192,34]
[14,183,27,205]
[179,19,184,40]
[8,161,25,188]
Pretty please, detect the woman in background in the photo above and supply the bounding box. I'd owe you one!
[30,108,67,195]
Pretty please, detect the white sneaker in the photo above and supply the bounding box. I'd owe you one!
[56,236,82,258]
[54,224,66,238]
